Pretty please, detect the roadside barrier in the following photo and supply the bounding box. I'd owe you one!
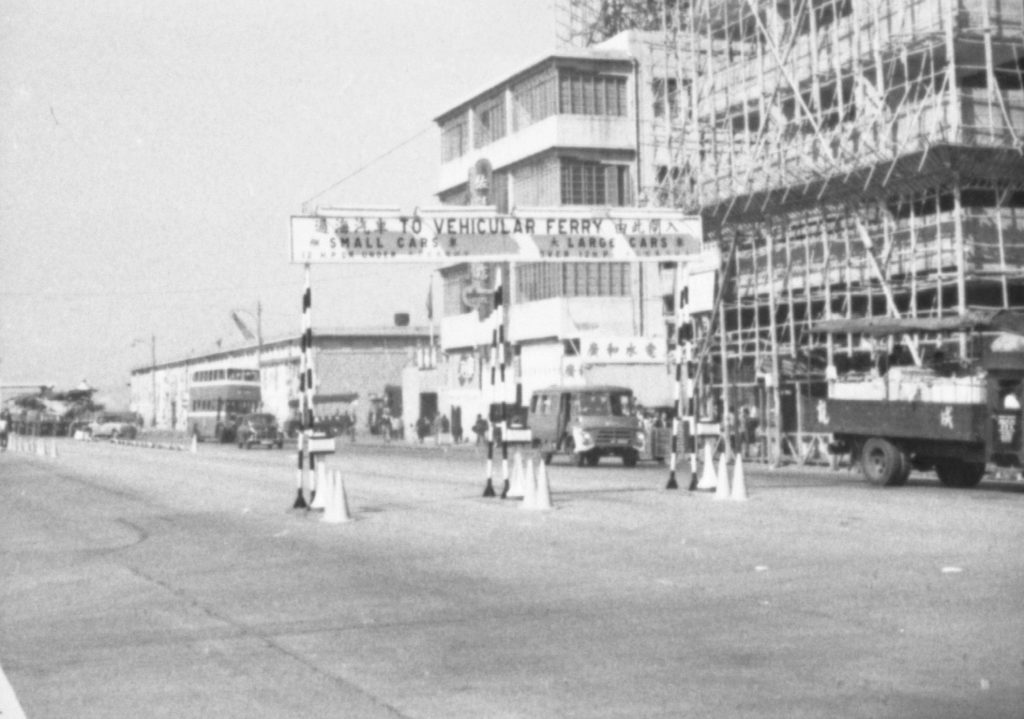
[731,456,748,501]
[506,450,525,500]
[109,437,190,451]
[715,452,730,500]
[520,456,552,511]
[697,442,717,491]
[308,462,327,512]
[520,456,537,510]
[322,469,352,524]
[5,435,58,459]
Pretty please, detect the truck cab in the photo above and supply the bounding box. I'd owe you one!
[529,385,645,467]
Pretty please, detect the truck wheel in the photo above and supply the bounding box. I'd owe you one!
[622,450,638,468]
[541,452,554,465]
[586,452,600,466]
[860,438,905,486]
[935,459,985,488]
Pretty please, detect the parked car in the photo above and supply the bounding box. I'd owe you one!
[235,413,284,449]
[88,411,141,440]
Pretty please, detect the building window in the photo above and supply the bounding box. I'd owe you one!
[513,69,558,131]
[517,263,630,301]
[558,70,627,116]
[441,118,467,161]
[474,96,506,148]
[652,77,682,119]
[561,160,631,206]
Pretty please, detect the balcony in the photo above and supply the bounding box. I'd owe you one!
[437,114,636,194]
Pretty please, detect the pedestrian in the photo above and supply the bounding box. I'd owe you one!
[0,409,9,451]
[744,404,760,458]
[452,414,463,444]
[416,415,430,443]
[472,414,488,445]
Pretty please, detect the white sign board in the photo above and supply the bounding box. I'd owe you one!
[577,335,666,364]
[290,208,711,264]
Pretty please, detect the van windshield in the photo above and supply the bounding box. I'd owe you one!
[578,391,633,416]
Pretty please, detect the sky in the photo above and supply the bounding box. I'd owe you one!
[0,0,560,408]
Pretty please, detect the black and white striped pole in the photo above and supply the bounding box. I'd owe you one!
[482,266,505,498]
[667,262,693,490]
[293,264,314,509]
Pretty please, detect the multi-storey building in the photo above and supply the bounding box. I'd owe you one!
[551,0,1024,461]
[424,43,698,432]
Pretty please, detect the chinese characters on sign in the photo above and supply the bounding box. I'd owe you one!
[290,209,710,264]
[578,335,666,364]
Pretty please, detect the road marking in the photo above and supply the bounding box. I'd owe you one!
[0,662,27,719]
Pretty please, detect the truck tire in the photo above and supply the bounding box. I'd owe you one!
[935,459,985,488]
[622,450,639,467]
[861,437,906,486]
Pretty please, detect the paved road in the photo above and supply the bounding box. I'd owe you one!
[2,438,1023,718]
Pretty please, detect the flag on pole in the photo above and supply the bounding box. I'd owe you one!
[231,312,256,341]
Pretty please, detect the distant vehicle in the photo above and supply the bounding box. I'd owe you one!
[528,385,645,467]
[188,368,260,443]
[235,412,284,449]
[89,411,141,440]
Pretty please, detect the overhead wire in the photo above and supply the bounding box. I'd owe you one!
[299,122,436,213]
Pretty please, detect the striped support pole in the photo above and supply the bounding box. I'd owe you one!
[496,281,511,498]
[482,267,503,498]
[667,263,692,490]
[293,264,312,510]
[304,265,318,505]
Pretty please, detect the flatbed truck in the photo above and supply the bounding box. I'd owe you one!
[816,313,1024,487]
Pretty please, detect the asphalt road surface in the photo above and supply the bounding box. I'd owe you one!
[2,437,1023,718]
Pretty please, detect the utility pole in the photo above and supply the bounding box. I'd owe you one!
[256,300,264,409]
[150,334,157,428]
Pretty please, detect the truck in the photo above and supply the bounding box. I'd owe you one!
[814,311,1024,487]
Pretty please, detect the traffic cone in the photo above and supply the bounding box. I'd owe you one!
[308,463,327,512]
[520,456,537,510]
[715,451,730,500]
[731,455,748,501]
[535,458,552,510]
[506,450,525,500]
[190,435,198,453]
[322,470,352,524]
[49,439,58,458]
[697,442,717,490]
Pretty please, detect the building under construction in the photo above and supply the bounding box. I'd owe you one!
[558,0,1024,459]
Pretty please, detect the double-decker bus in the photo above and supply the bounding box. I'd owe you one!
[188,368,260,442]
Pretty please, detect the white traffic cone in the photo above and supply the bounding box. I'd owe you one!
[731,455,748,501]
[308,462,327,512]
[520,456,537,510]
[190,435,198,454]
[715,451,730,500]
[49,439,58,459]
[535,458,552,510]
[506,450,525,499]
[697,442,717,490]
[322,470,352,524]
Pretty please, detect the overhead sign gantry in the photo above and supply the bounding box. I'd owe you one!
[290,206,710,264]
[288,206,716,504]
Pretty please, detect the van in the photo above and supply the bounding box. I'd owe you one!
[528,385,645,467]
